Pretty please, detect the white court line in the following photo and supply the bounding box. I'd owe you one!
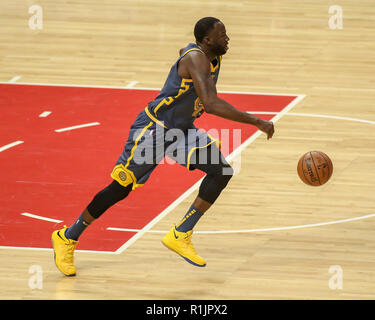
[8,103,373,253]
[125,81,139,88]
[39,111,52,118]
[8,76,22,83]
[108,106,375,239]
[108,213,375,234]
[0,81,304,97]
[0,245,114,254]
[112,94,306,254]
[0,140,24,153]
[0,82,305,254]
[247,111,375,125]
[1,82,374,254]
[55,122,100,132]
[21,212,63,223]
[16,180,74,185]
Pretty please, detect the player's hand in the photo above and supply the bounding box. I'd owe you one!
[257,120,274,140]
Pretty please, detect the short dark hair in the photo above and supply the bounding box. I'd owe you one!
[194,17,220,43]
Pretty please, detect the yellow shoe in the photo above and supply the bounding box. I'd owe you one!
[162,226,206,267]
[51,226,78,276]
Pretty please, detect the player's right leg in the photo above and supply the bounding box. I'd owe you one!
[52,109,161,276]
[52,180,132,276]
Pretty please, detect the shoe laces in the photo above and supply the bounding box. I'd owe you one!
[181,233,198,254]
[63,241,76,263]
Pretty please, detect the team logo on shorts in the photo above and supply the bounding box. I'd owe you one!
[119,171,127,181]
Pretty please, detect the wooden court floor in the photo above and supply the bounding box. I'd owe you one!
[0,0,375,299]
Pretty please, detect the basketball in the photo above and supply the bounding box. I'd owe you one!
[297,151,333,186]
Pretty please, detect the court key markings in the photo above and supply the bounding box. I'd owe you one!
[1,84,374,254]
[0,140,24,153]
[21,212,63,224]
[0,121,101,153]
[54,122,100,133]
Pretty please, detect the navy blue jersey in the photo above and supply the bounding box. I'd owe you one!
[147,43,221,131]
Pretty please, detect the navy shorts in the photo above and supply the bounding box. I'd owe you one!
[110,108,220,189]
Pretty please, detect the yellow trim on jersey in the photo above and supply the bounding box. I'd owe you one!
[125,121,153,171]
[210,57,220,73]
[186,139,216,170]
[153,78,193,116]
[175,78,193,99]
[149,47,208,121]
[145,107,167,128]
[153,96,175,115]
[181,48,203,57]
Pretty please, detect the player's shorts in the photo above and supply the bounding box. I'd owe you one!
[111,107,220,190]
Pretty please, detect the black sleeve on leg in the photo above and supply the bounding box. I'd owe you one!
[190,145,234,204]
[87,180,132,219]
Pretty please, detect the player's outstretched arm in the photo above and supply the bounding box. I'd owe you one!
[183,51,274,140]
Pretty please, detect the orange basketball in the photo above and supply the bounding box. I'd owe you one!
[297,151,333,186]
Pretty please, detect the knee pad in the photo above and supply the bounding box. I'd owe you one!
[198,164,233,204]
[211,166,233,189]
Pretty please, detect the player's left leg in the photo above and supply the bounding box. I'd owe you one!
[162,131,233,267]
[176,144,233,231]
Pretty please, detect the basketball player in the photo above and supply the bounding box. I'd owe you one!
[51,17,274,276]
